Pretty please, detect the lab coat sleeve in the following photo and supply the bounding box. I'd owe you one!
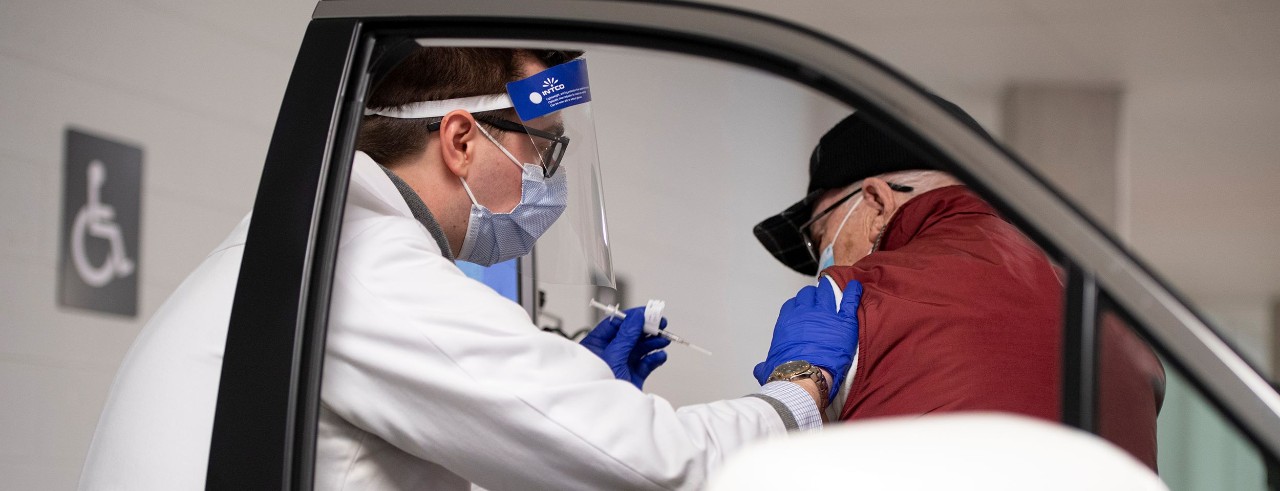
[321,217,788,490]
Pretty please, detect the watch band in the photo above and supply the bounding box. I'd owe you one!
[810,367,830,406]
[767,361,830,408]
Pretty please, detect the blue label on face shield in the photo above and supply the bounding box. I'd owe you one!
[507,58,591,121]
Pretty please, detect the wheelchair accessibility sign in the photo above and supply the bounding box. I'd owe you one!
[59,129,142,316]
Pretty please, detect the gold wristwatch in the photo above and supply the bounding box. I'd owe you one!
[766,360,830,408]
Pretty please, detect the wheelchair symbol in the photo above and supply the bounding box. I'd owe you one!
[71,160,135,287]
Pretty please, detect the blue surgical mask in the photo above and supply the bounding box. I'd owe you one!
[457,125,568,266]
[816,244,837,273]
[815,195,861,276]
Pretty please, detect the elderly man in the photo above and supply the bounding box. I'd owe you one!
[753,97,1165,470]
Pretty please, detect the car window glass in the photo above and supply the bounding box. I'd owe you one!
[533,45,850,405]
[1095,295,1276,490]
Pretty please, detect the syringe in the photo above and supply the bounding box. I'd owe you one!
[589,299,712,356]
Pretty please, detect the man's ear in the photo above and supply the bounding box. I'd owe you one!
[437,109,477,179]
[862,177,900,232]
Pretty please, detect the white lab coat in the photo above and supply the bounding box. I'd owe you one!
[80,152,787,491]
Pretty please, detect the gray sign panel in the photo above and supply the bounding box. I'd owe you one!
[58,128,143,317]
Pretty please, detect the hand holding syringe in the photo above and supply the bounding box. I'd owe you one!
[589,299,713,356]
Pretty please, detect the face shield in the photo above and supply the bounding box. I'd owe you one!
[504,58,613,288]
[365,56,613,288]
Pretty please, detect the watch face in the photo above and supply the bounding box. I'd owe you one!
[776,360,811,376]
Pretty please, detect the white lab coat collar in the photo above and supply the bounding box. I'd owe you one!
[344,151,447,258]
[351,151,415,220]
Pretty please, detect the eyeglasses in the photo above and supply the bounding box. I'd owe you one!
[798,182,915,263]
[427,117,570,178]
[477,117,570,178]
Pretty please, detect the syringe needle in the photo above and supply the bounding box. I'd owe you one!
[589,298,712,356]
[657,331,711,355]
[681,341,713,356]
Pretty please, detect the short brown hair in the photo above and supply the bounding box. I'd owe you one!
[357,47,578,166]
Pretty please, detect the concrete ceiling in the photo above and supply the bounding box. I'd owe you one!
[700,0,1280,91]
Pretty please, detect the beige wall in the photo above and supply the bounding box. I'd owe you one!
[0,0,313,487]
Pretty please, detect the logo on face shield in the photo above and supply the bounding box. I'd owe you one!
[540,76,566,96]
[507,58,590,121]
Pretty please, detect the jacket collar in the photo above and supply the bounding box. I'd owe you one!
[378,165,455,262]
[352,151,455,262]
[878,185,999,252]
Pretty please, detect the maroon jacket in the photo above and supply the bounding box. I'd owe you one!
[823,185,1163,469]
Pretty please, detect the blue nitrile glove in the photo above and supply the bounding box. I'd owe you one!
[753,277,863,404]
[581,306,672,390]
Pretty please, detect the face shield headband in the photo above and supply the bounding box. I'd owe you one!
[364,93,515,119]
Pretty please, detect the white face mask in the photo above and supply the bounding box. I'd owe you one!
[456,124,568,266]
[816,195,863,274]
